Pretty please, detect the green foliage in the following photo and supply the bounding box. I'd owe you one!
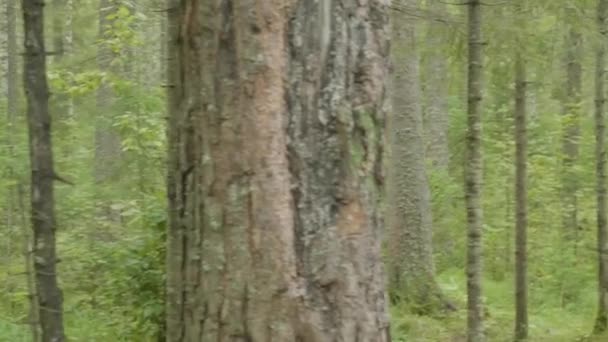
[80,225,165,340]
[1,0,607,340]
[1,1,166,340]
[48,70,104,96]
[413,1,606,340]
[392,269,602,341]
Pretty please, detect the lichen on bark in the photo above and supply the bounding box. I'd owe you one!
[387,5,451,315]
[166,1,391,341]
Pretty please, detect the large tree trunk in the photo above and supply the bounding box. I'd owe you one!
[594,0,608,333]
[424,0,450,171]
[388,5,448,315]
[22,0,65,341]
[422,0,456,266]
[465,0,485,341]
[166,1,391,341]
[513,2,528,339]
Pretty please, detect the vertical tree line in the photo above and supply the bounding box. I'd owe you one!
[595,0,608,333]
[424,0,450,172]
[95,0,121,197]
[388,0,449,315]
[5,0,608,341]
[22,0,65,340]
[513,2,528,340]
[561,5,583,258]
[465,0,484,340]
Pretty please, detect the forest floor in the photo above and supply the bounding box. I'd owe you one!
[1,266,606,341]
[392,268,607,342]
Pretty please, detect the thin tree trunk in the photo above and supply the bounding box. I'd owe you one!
[51,0,70,121]
[0,0,7,98]
[64,0,73,119]
[166,0,391,340]
[159,0,166,85]
[95,0,121,184]
[594,0,608,333]
[4,0,19,317]
[64,0,73,58]
[466,0,485,341]
[388,5,450,315]
[122,1,136,77]
[93,0,122,231]
[513,2,528,338]
[22,0,65,340]
[51,0,64,60]
[561,11,583,245]
[7,0,18,154]
[504,182,512,275]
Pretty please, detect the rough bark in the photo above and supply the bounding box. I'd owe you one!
[388,6,448,315]
[513,4,528,338]
[424,0,450,170]
[18,184,41,342]
[95,0,121,184]
[166,0,391,341]
[594,0,608,333]
[561,10,583,243]
[22,0,65,340]
[466,0,485,341]
[0,37,37,329]
[423,0,455,264]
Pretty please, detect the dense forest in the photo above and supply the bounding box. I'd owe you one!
[2,0,608,341]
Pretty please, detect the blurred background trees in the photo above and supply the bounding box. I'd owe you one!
[2,0,608,341]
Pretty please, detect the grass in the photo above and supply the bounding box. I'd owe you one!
[0,320,30,342]
[2,266,607,341]
[391,267,605,341]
